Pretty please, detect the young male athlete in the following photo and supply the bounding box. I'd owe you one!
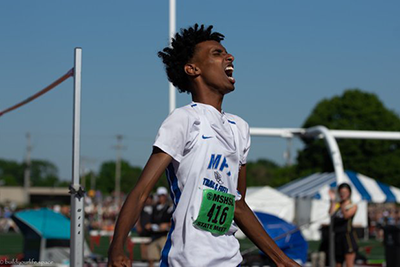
[108,24,299,267]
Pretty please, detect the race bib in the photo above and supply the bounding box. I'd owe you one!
[193,189,235,235]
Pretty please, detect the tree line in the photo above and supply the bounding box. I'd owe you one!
[1,89,400,193]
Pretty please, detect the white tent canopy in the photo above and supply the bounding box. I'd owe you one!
[242,172,400,240]
[276,171,400,240]
[278,170,400,204]
[246,186,295,222]
[236,186,295,239]
[243,184,367,241]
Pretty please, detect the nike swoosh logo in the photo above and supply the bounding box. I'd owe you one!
[202,135,213,139]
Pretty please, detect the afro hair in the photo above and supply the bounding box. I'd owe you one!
[158,24,224,93]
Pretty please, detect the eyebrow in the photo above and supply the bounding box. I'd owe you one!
[212,48,228,54]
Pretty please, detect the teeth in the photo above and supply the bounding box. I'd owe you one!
[225,66,234,71]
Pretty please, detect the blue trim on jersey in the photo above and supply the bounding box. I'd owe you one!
[377,181,396,202]
[160,219,175,267]
[161,163,182,266]
[227,119,236,124]
[166,163,182,207]
[346,170,372,201]
[191,103,197,107]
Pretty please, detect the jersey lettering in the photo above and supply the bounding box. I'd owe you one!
[203,177,215,188]
[207,154,231,177]
[219,157,229,171]
[203,178,228,193]
[208,154,222,169]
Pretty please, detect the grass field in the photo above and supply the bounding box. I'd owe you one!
[0,232,386,264]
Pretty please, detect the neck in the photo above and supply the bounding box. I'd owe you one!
[191,85,224,112]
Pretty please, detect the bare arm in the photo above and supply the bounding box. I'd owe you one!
[340,200,358,219]
[108,147,172,266]
[234,165,299,267]
[328,189,357,219]
[328,189,337,215]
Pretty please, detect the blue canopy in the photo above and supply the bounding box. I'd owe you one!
[278,170,400,203]
[255,211,308,264]
[13,208,70,239]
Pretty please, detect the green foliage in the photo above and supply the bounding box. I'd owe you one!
[0,159,24,185]
[0,156,167,196]
[246,159,279,186]
[97,160,139,194]
[245,159,298,188]
[30,160,59,186]
[0,159,62,187]
[303,89,400,130]
[58,180,70,187]
[96,160,170,195]
[297,89,400,186]
[1,175,19,186]
[269,165,300,188]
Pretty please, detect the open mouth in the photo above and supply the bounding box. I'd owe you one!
[224,66,235,83]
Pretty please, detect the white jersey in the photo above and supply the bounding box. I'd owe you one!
[153,102,251,267]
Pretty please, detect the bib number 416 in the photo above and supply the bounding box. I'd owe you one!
[207,204,229,225]
[193,189,235,235]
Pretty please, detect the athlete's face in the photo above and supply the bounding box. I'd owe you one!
[339,187,351,201]
[189,40,235,94]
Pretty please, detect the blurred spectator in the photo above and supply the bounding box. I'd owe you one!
[329,183,358,267]
[136,195,154,263]
[395,210,400,225]
[145,187,173,267]
[0,203,18,233]
[387,209,396,225]
[53,204,61,213]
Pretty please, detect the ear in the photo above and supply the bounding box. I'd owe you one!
[184,63,200,77]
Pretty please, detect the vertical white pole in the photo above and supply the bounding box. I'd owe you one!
[24,132,31,204]
[70,47,84,267]
[305,126,344,267]
[305,126,345,184]
[169,0,176,113]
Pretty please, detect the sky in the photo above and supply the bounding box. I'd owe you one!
[0,0,399,181]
